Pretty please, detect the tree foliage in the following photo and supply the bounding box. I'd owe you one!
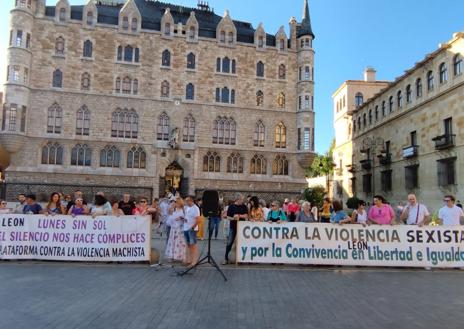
[305,139,336,178]
[302,186,326,209]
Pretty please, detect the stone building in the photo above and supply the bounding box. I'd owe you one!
[332,68,389,202]
[335,32,464,211]
[0,0,316,201]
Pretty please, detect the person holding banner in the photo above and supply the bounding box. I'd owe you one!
[351,200,368,226]
[320,198,333,223]
[249,196,264,222]
[330,200,351,224]
[400,194,430,226]
[266,201,287,223]
[23,194,42,214]
[165,198,187,262]
[0,200,10,214]
[368,195,395,225]
[296,202,316,223]
[67,197,89,216]
[14,193,26,214]
[223,194,249,265]
[43,192,66,215]
[439,195,464,226]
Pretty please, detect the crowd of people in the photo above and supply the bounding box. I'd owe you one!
[0,190,463,267]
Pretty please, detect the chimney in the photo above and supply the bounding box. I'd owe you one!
[364,67,376,82]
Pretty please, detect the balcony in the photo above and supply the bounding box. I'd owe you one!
[347,165,356,173]
[378,153,392,165]
[432,134,456,150]
[403,145,419,159]
[359,159,372,170]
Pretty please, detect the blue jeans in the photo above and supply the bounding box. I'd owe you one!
[224,225,237,261]
[209,217,221,239]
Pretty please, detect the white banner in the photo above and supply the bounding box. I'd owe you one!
[0,215,151,262]
[237,222,464,268]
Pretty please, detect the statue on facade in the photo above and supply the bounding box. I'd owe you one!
[168,127,180,149]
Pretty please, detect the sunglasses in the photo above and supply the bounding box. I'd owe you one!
[140,201,147,203]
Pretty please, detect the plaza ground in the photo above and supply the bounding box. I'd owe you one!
[1,237,464,329]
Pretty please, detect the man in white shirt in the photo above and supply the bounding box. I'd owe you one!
[400,194,430,226]
[184,196,201,267]
[439,195,464,226]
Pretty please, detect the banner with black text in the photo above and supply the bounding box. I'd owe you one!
[237,222,464,268]
[0,215,151,262]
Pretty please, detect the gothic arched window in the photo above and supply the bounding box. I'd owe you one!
[256,61,265,77]
[47,103,62,133]
[213,117,236,145]
[83,40,92,58]
[111,109,138,139]
[41,142,63,165]
[254,120,265,147]
[100,145,120,168]
[187,52,196,69]
[157,112,170,141]
[127,146,146,169]
[227,152,244,174]
[71,144,91,167]
[162,49,171,67]
[183,114,195,142]
[81,72,91,91]
[250,154,266,175]
[278,64,286,79]
[203,152,221,172]
[52,69,63,88]
[186,83,195,100]
[274,122,286,148]
[272,155,288,176]
[76,105,90,136]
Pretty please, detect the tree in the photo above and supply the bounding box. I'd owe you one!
[302,186,326,209]
[305,139,335,178]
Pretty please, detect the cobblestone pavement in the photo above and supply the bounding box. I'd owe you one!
[1,241,464,329]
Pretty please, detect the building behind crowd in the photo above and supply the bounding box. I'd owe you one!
[0,0,317,201]
[333,32,464,211]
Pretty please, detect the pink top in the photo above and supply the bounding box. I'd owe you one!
[287,203,300,214]
[368,204,395,225]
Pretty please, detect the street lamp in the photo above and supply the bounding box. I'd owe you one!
[361,136,384,198]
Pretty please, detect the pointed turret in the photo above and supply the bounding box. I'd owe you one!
[298,0,315,39]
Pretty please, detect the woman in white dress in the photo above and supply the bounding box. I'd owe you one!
[164,198,187,262]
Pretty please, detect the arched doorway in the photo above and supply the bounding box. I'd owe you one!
[160,161,186,196]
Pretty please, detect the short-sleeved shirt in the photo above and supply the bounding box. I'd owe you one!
[439,205,464,226]
[23,203,42,214]
[405,203,430,225]
[330,210,348,224]
[368,204,395,225]
[184,204,200,231]
[227,204,249,230]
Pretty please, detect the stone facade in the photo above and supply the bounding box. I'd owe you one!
[335,32,464,212]
[332,68,390,202]
[0,0,316,201]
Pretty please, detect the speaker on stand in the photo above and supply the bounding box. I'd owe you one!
[178,190,227,281]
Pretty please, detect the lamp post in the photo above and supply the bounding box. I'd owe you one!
[362,137,384,199]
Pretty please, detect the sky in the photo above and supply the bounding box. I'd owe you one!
[1,0,463,154]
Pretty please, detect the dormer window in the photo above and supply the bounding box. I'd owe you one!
[189,26,196,40]
[59,8,66,22]
[86,11,94,26]
[220,31,226,43]
[279,39,285,51]
[122,17,129,30]
[164,23,171,36]
[131,18,138,32]
[258,36,264,48]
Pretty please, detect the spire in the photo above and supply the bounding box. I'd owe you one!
[298,0,315,39]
